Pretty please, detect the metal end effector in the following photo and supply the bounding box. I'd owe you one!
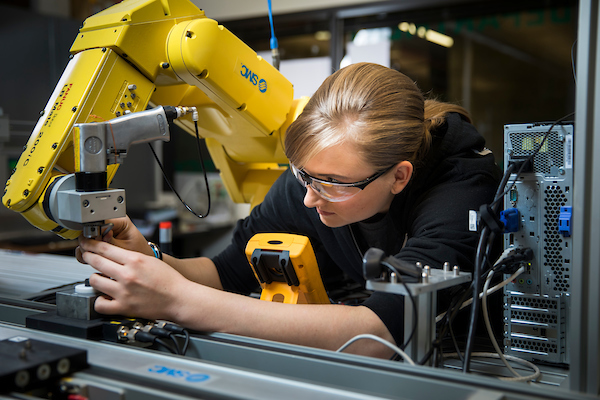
[46,106,194,239]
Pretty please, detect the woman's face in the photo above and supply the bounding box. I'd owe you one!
[300,141,400,228]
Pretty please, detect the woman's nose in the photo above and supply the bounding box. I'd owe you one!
[303,185,323,208]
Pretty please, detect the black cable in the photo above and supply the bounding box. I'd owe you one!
[181,330,191,355]
[148,120,211,218]
[463,228,496,372]
[571,39,578,84]
[169,333,182,355]
[154,337,179,354]
[490,112,574,210]
[131,330,178,354]
[461,113,573,372]
[156,322,191,355]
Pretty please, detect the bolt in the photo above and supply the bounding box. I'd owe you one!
[128,84,137,90]
[37,167,44,174]
[559,167,565,175]
[83,200,90,207]
[120,103,125,109]
[161,62,170,69]
[186,31,193,38]
[72,106,77,112]
[23,189,29,197]
[22,145,27,151]
[40,110,45,116]
[52,143,58,150]
[126,101,132,107]
[102,47,107,52]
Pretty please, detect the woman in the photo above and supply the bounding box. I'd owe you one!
[77,62,501,358]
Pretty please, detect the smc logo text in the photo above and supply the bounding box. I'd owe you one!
[240,64,267,93]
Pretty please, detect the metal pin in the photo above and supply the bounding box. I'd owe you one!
[443,262,451,272]
[390,272,398,284]
[453,265,460,276]
[421,270,429,283]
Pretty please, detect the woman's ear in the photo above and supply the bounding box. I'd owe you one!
[391,161,413,194]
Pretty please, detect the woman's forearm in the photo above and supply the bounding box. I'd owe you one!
[168,282,396,358]
[162,254,223,290]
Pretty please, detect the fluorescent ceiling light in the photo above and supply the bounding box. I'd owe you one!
[397,22,454,48]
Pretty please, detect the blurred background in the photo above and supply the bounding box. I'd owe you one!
[0,0,576,256]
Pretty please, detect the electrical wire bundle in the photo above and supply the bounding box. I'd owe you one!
[343,112,576,377]
[116,320,191,356]
[434,111,575,379]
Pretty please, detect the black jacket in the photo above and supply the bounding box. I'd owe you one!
[212,113,502,345]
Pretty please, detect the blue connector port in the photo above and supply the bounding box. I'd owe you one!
[559,206,573,237]
[500,208,520,233]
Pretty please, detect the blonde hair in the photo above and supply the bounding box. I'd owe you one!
[284,62,470,170]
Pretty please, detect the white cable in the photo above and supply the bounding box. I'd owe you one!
[482,268,526,379]
[444,352,541,382]
[436,266,526,323]
[336,334,415,365]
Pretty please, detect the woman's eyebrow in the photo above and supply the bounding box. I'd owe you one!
[303,168,351,181]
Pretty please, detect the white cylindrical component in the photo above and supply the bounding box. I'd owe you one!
[75,283,98,294]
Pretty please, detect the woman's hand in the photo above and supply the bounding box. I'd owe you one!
[79,236,191,320]
[76,216,152,263]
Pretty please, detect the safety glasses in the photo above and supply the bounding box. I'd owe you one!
[290,163,394,202]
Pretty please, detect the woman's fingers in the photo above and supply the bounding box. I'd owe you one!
[94,294,123,315]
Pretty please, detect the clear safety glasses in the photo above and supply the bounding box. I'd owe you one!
[290,163,394,202]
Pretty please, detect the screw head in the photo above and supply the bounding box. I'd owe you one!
[161,62,170,69]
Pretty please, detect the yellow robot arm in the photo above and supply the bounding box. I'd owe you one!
[2,0,308,239]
